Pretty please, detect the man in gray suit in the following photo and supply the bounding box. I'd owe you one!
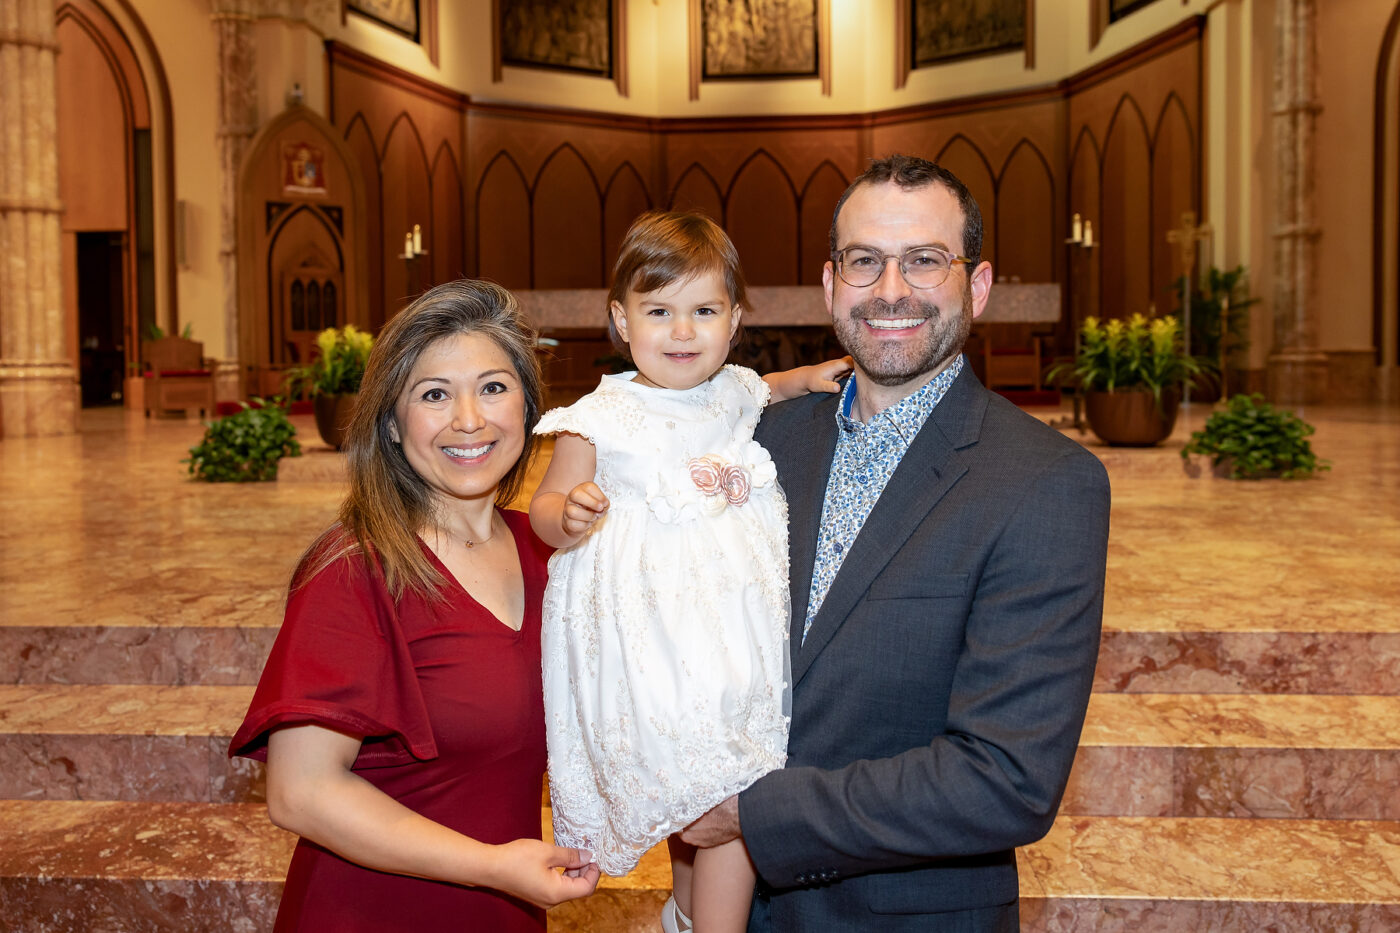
[682,154,1110,931]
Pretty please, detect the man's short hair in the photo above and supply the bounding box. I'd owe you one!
[828,154,984,268]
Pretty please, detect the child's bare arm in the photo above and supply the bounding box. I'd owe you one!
[763,357,852,403]
[529,433,610,548]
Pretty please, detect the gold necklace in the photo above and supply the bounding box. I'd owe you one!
[462,513,497,549]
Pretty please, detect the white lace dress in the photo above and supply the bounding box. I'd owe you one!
[534,365,790,876]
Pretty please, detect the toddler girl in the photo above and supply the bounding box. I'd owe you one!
[529,211,846,932]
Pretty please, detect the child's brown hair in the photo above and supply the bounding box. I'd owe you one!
[606,210,749,355]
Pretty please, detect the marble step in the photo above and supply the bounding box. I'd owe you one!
[8,621,1398,692]
[2,801,1397,932]
[0,684,262,803]
[5,685,1400,821]
[1095,630,1400,694]
[1062,693,1400,819]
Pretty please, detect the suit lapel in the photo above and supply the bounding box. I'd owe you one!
[792,366,989,686]
[779,399,839,676]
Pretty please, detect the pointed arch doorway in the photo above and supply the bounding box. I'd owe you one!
[55,0,174,408]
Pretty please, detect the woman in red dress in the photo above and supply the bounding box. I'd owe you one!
[231,280,600,931]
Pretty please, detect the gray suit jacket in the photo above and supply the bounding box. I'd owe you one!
[741,363,1110,930]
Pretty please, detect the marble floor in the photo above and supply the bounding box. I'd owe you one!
[2,398,1399,931]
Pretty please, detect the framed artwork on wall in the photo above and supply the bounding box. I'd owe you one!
[342,1,438,65]
[491,0,627,95]
[687,0,831,99]
[346,0,419,40]
[896,0,1033,87]
[1090,0,1160,48]
[1110,0,1159,23]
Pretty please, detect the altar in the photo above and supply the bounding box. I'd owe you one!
[515,283,1062,402]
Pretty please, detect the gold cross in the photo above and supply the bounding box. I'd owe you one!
[1166,210,1213,277]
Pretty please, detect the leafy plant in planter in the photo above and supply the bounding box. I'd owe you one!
[1050,313,1206,405]
[1180,394,1329,479]
[286,325,373,398]
[285,325,373,449]
[185,399,302,482]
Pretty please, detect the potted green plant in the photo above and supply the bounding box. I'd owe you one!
[1181,394,1329,479]
[185,399,302,482]
[1048,313,1206,446]
[286,324,373,449]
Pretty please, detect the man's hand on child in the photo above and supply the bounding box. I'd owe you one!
[562,482,609,537]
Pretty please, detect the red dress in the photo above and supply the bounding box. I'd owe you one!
[230,509,553,933]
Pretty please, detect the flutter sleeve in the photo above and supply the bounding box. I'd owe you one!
[533,394,605,445]
[229,547,437,767]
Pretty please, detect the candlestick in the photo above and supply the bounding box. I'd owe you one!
[403,232,413,258]
[1082,220,1094,248]
[412,224,422,255]
[1071,213,1083,243]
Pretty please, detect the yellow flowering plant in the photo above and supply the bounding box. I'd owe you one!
[1048,313,1207,410]
[287,325,374,397]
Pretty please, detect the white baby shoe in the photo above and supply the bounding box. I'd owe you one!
[660,895,693,933]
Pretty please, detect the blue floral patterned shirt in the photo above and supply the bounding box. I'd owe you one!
[802,354,964,643]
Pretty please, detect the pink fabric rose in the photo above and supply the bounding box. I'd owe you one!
[721,463,752,506]
[688,456,724,496]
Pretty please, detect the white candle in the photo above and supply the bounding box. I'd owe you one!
[1072,213,1083,242]
[404,232,413,257]
[1082,220,1094,248]
[412,224,422,255]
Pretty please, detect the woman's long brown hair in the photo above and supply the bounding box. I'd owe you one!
[293,280,545,600]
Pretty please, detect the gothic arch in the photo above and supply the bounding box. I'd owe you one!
[55,0,175,394]
[236,104,370,393]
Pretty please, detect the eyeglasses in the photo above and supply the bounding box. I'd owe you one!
[832,246,972,289]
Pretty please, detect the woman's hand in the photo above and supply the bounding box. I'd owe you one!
[561,482,609,538]
[486,839,601,908]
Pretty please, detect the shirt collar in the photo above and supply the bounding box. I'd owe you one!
[837,354,964,441]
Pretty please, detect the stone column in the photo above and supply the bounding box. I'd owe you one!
[0,0,77,437]
[1267,0,1328,405]
[211,0,257,388]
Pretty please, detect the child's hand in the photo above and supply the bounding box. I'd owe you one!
[806,356,853,394]
[562,482,609,538]
[765,357,853,402]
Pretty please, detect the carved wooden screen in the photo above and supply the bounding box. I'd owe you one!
[280,260,344,367]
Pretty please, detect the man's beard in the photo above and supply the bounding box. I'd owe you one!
[832,285,972,387]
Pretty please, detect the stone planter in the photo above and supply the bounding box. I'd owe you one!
[313,393,358,449]
[1085,389,1179,447]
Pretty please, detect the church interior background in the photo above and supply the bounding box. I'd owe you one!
[1,0,1398,928]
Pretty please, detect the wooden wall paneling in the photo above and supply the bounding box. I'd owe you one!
[667,163,726,221]
[430,142,465,285]
[476,152,533,289]
[933,135,999,268]
[1099,96,1153,318]
[995,140,1056,283]
[342,115,384,328]
[531,144,604,289]
[602,162,653,277]
[725,150,800,286]
[798,161,848,284]
[379,114,434,319]
[1150,93,1196,311]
